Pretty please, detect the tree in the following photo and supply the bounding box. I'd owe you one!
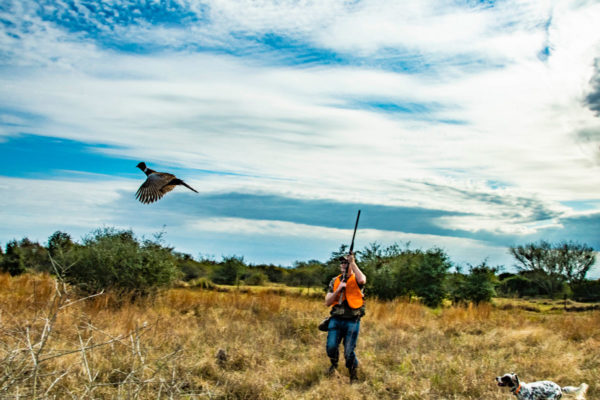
[358,242,412,300]
[571,279,600,302]
[212,256,245,285]
[412,248,451,307]
[255,264,289,284]
[497,273,543,297]
[47,231,74,257]
[510,241,552,273]
[47,231,76,270]
[510,241,595,298]
[552,241,596,285]
[2,240,26,276]
[290,260,324,290]
[245,271,268,286]
[355,242,451,306]
[176,253,216,281]
[510,241,559,297]
[1,238,50,275]
[452,262,499,304]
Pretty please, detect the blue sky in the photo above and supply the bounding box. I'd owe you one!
[1,0,599,276]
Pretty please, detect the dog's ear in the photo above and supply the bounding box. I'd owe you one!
[512,374,519,386]
[500,374,515,387]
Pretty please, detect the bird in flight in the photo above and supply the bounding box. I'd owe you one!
[135,162,198,204]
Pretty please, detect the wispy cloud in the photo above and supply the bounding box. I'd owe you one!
[585,58,600,115]
[1,0,600,272]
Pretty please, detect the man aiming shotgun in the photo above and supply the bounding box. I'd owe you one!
[325,210,366,383]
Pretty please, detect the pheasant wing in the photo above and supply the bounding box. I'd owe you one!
[135,173,174,204]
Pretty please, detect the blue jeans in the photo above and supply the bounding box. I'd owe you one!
[326,317,360,370]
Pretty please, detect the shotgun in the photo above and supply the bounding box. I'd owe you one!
[338,210,361,305]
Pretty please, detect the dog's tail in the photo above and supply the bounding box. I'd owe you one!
[562,383,588,399]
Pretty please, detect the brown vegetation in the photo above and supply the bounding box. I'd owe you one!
[1,273,598,399]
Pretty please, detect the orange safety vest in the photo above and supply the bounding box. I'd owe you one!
[332,274,364,309]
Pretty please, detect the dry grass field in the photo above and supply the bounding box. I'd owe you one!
[1,273,598,399]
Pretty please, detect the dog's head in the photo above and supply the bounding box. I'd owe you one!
[496,373,519,389]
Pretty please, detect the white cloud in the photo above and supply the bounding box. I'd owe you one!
[187,216,516,267]
[0,176,130,246]
[1,0,600,267]
[0,175,510,267]
[189,217,348,237]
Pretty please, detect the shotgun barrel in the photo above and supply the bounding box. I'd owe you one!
[338,210,361,305]
[349,210,361,253]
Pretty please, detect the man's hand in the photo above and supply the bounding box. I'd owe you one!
[325,281,347,306]
[347,252,355,265]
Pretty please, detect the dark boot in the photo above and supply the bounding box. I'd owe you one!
[326,363,337,376]
[349,366,358,383]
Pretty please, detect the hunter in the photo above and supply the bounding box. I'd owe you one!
[324,252,366,383]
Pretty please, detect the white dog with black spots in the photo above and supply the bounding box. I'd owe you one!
[496,373,588,400]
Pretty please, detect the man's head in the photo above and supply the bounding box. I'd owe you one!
[339,256,350,274]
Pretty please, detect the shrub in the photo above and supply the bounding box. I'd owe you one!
[258,265,290,284]
[47,231,74,258]
[61,227,179,294]
[191,277,216,289]
[177,253,216,281]
[413,248,451,307]
[451,262,498,304]
[212,256,245,285]
[571,280,600,302]
[1,240,26,276]
[1,238,50,275]
[497,274,544,297]
[245,271,268,286]
[370,263,403,300]
[286,261,324,288]
[350,243,451,307]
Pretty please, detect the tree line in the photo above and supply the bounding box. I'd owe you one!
[1,228,598,306]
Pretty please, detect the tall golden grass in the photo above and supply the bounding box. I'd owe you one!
[0,272,598,399]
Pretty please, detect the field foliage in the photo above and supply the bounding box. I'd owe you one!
[1,273,598,399]
[2,229,598,306]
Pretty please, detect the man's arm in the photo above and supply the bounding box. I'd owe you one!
[325,280,346,306]
[348,253,366,285]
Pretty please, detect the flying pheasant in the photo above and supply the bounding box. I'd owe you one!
[135,162,198,204]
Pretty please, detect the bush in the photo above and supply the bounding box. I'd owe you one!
[370,263,403,300]
[258,265,290,284]
[571,280,600,302]
[286,261,324,288]
[61,228,179,294]
[353,243,451,307]
[1,238,50,275]
[191,277,216,289]
[1,240,26,276]
[177,254,216,281]
[413,248,451,307]
[451,262,498,304]
[497,274,543,297]
[212,256,245,285]
[245,271,268,286]
[47,231,74,258]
